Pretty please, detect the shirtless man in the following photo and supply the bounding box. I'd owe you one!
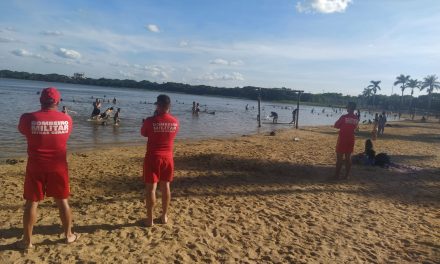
[141,94,179,227]
[17,87,79,249]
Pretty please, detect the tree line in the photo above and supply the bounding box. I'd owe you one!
[364,74,440,114]
[1,69,439,113]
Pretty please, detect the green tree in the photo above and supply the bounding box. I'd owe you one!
[362,87,372,107]
[367,80,381,109]
[393,74,410,110]
[420,75,440,116]
[406,79,420,110]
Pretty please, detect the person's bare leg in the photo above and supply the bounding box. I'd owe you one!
[55,199,76,243]
[333,153,343,180]
[159,181,171,224]
[145,183,157,227]
[21,200,38,248]
[344,153,352,180]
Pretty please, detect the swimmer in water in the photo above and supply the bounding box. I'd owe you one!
[270,112,278,124]
[114,108,121,125]
[290,108,298,124]
[100,107,114,120]
[91,99,101,119]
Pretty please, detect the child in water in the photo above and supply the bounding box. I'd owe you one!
[114,108,121,125]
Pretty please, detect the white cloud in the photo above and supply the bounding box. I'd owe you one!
[198,72,244,81]
[144,65,169,79]
[40,44,55,51]
[210,58,229,65]
[109,61,130,68]
[145,24,160,33]
[2,27,16,32]
[55,48,82,59]
[118,70,134,78]
[210,58,244,66]
[11,48,44,59]
[179,40,189,47]
[296,0,352,14]
[230,60,244,66]
[40,30,63,36]
[0,37,16,43]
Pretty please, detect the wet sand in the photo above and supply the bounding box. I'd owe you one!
[0,120,439,263]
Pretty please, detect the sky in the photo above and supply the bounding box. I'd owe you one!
[0,0,439,96]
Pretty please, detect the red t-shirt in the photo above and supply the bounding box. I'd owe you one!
[18,109,72,170]
[334,113,358,140]
[141,113,179,157]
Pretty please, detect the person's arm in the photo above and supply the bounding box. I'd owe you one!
[334,116,344,128]
[18,114,29,136]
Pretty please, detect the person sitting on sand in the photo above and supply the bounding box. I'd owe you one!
[352,139,376,166]
[114,108,121,125]
[91,98,101,118]
[17,87,79,249]
[333,102,359,180]
[141,94,179,227]
[270,111,278,123]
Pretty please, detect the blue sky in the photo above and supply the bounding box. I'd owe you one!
[1,0,439,95]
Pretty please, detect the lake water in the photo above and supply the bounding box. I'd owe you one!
[0,78,388,159]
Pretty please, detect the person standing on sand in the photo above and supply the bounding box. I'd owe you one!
[371,113,379,140]
[378,111,387,135]
[17,87,79,249]
[141,94,179,227]
[333,102,359,180]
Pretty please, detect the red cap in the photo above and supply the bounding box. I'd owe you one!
[40,87,61,105]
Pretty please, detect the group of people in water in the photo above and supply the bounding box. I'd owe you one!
[90,98,121,126]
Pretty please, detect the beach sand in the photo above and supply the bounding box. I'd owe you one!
[1,120,439,263]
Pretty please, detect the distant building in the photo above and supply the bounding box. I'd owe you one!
[73,72,85,79]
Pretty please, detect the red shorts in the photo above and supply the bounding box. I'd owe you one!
[336,137,355,154]
[143,156,174,183]
[24,167,70,201]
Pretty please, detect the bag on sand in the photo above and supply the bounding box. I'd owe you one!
[375,153,390,167]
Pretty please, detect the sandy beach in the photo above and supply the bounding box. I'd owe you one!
[0,120,439,263]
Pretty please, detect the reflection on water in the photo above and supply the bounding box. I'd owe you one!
[0,78,395,158]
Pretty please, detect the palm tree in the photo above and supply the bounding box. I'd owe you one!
[367,80,381,109]
[420,74,440,116]
[406,79,420,110]
[362,87,373,107]
[393,74,410,109]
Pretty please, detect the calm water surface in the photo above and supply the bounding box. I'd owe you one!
[0,78,387,159]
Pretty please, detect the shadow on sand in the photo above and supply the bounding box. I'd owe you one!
[1,152,438,250]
